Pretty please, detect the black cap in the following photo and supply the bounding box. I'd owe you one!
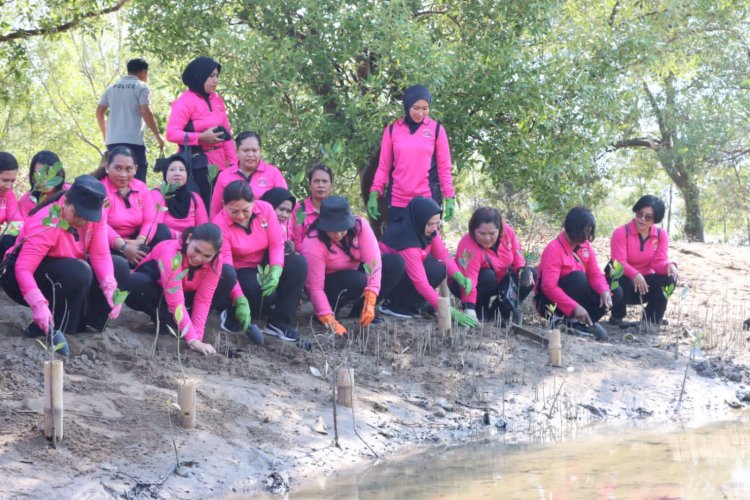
[66,175,107,222]
[316,196,356,232]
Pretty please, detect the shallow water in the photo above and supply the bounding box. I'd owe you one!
[294,418,750,499]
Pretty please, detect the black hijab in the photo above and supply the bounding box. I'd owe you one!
[402,84,432,134]
[260,187,296,211]
[181,57,221,97]
[161,154,194,219]
[381,196,442,250]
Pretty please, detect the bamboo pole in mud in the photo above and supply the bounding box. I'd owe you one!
[44,360,64,442]
[437,278,451,336]
[177,380,197,428]
[548,329,562,366]
[336,367,354,408]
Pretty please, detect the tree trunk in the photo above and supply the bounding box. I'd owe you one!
[675,176,705,242]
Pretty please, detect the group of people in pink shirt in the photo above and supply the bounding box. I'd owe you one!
[0,57,682,356]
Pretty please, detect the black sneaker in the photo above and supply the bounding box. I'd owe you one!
[219,308,242,333]
[608,316,624,326]
[264,322,300,342]
[568,321,608,341]
[377,302,413,319]
[246,324,264,345]
[25,322,46,338]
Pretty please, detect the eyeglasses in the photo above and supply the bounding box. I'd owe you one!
[634,211,654,222]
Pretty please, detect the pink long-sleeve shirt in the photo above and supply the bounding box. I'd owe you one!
[0,189,21,226]
[212,199,284,301]
[18,184,73,220]
[11,196,114,298]
[301,217,382,316]
[152,188,209,239]
[537,232,609,316]
[291,197,318,251]
[166,90,237,171]
[371,117,455,208]
[379,234,459,310]
[454,224,526,304]
[136,239,221,343]
[101,177,157,246]
[209,161,288,217]
[610,221,671,279]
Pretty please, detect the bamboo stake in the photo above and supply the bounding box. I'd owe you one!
[548,329,562,366]
[44,360,64,442]
[437,278,451,336]
[177,380,197,429]
[336,367,354,407]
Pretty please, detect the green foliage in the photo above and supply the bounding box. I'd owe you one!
[112,288,129,306]
[662,283,676,300]
[41,204,70,230]
[458,249,474,270]
[32,161,65,203]
[609,260,624,291]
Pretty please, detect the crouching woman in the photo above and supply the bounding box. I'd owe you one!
[1,175,130,350]
[124,223,237,356]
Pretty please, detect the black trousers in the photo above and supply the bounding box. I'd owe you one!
[108,143,148,183]
[0,234,17,259]
[324,253,405,315]
[535,270,610,324]
[386,255,445,312]
[124,262,237,326]
[189,169,212,213]
[2,255,130,333]
[450,267,536,320]
[235,253,307,327]
[610,273,674,323]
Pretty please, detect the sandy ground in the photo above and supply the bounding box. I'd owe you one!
[1,240,749,498]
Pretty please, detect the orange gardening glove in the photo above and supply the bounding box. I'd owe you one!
[360,290,378,327]
[319,314,347,336]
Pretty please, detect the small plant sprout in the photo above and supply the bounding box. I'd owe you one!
[32,161,64,203]
[168,304,189,384]
[41,204,69,230]
[609,260,624,291]
[662,282,676,300]
[165,399,182,470]
[545,303,558,330]
[522,248,539,266]
[99,288,130,348]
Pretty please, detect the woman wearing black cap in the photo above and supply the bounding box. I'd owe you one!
[1,175,130,353]
[378,196,476,327]
[300,196,405,336]
[166,56,237,208]
[367,84,457,224]
[152,153,209,240]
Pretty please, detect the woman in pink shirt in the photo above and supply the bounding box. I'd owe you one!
[152,153,208,240]
[166,57,237,209]
[93,146,171,267]
[451,207,536,324]
[534,206,611,340]
[124,223,238,356]
[378,196,476,327]
[608,195,678,329]
[1,175,129,353]
[291,163,333,251]
[210,131,288,217]
[261,187,296,254]
[18,150,67,220]
[367,85,456,224]
[0,152,21,256]
[214,180,307,343]
[301,196,405,337]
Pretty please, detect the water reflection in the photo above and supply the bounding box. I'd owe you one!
[294,419,750,499]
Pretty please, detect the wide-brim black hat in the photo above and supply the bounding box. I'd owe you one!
[66,174,106,222]
[316,196,355,232]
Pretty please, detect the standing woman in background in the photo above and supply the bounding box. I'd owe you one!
[367,85,456,224]
[18,150,67,220]
[93,146,170,268]
[291,163,334,251]
[152,153,208,240]
[0,152,22,256]
[210,131,287,217]
[166,57,237,208]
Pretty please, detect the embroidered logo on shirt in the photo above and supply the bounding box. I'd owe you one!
[258,177,268,187]
[422,130,433,138]
[580,248,590,259]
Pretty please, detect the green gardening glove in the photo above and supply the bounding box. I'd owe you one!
[452,271,472,295]
[451,306,478,328]
[234,296,251,331]
[261,265,283,297]
[367,191,381,219]
[443,197,456,222]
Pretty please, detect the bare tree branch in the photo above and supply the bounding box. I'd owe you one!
[608,0,620,27]
[0,0,129,42]
[609,137,661,151]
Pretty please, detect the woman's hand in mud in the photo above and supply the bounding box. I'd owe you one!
[188,340,216,356]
